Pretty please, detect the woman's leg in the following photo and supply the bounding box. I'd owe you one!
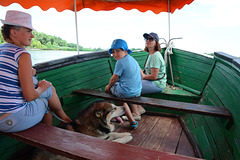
[41,112,52,126]
[47,86,71,124]
[0,98,48,132]
[141,80,163,94]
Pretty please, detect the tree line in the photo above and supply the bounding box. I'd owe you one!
[0,31,102,51]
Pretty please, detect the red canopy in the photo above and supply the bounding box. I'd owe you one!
[0,0,194,14]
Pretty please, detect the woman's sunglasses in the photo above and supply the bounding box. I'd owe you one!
[145,37,154,41]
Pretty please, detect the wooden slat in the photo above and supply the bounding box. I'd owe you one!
[73,89,232,118]
[141,116,172,150]
[127,115,159,146]
[176,130,196,157]
[158,118,182,153]
[0,123,202,160]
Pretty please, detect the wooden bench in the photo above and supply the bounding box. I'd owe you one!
[0,123,201,160]
[73,89,232,119]
[143,85,201,103]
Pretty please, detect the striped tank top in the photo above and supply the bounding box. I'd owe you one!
[0,43,28,113]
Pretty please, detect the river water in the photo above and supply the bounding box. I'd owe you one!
[29,50,90,65]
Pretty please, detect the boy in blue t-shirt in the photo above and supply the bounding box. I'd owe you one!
[105,39,142,128]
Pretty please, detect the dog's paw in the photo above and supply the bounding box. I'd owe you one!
[108,132,131,140]
[120,132,131,137]
[113,135,133,144]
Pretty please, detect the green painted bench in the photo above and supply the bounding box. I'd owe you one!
[73,89,232,119]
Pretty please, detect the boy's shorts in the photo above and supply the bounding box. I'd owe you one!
[0,86,53,133]
[110,82,140,98]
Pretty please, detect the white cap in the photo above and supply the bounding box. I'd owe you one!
[0,10,36,31]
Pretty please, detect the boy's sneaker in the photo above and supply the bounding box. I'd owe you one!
[130,121,138,128]
[138,107,146,115]
[122,113,141,121]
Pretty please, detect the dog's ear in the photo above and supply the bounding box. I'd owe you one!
[95,110,103,118]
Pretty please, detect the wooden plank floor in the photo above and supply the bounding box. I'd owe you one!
[114,114,197,158]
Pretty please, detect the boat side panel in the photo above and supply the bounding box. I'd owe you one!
[185,52,240,160]
[203,60,239,159]
[167,49,214,95]
[37,58,113,124]
[0,134,32,160]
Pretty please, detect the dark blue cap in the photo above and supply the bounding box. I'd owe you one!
[143,32,159,41]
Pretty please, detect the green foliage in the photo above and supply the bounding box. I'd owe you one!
[131,48,143,51]
[0,31,103,51]
[0,32,4,44]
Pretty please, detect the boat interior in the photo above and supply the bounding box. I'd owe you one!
[1,48,240,160]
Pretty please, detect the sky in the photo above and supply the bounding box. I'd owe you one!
[0,0,240,57]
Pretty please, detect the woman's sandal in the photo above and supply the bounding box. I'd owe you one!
[130,121,138,128]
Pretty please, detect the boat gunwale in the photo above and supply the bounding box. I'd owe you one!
[214,51,240,70]
[33,50,110,73]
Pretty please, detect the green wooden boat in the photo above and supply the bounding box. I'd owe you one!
[1,0,240,159]
[1,48,239,159]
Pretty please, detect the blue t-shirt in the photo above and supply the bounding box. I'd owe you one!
[114,54,142,98]
[0,43,28,113]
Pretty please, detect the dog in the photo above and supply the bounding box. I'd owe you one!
[30,100,132,160]
[61,100,132,143]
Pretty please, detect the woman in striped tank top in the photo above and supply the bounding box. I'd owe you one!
[0,10,71,132]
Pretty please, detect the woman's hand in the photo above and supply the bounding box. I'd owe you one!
[32,68,36,76]
[37,79,52,91]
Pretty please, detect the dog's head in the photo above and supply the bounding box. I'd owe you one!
[76,100,125,129]
[62,100,125,137]
[92,101,125,123]
[91,101,125,132]
[62,101,125,137]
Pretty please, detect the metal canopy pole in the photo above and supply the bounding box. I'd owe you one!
[167,0,175,87]
[168,0,170,41]
[74,0,80,54]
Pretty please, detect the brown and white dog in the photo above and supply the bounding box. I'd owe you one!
[61,100,132,143]
[30,100,132,160]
